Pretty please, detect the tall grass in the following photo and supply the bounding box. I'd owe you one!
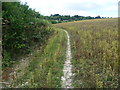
[55,18,118,88]
[4,29,67,88]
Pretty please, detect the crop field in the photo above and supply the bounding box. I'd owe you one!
[2,2,119,89]
[55,18,118,88]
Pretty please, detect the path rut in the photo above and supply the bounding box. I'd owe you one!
[61,30,73,88]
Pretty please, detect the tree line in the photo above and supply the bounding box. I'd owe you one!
[45,14,111,24]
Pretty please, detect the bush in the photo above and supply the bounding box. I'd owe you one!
[2,2,54,69]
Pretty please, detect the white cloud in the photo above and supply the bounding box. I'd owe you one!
[103,5,118,11]
[20,0,119,17]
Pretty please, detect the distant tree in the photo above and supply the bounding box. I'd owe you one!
[53,14,61,17]
[74,15,80,18]
[86,16,94,19]
[95,15,101,19]
[48,14,105,24]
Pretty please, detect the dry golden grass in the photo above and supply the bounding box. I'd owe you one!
[55,18,118,88]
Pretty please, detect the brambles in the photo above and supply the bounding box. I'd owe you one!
[55,18,118,88]
[2,2,54,69]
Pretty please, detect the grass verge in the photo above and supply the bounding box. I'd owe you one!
[3,29,67,88]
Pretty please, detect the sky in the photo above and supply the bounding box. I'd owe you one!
[20,0,119,17]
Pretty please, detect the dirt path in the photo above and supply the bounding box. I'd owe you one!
[61,30,73,88]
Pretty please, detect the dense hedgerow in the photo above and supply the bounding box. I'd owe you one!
[2,2,54,68]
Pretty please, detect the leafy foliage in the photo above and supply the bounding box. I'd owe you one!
[2,2,54,69]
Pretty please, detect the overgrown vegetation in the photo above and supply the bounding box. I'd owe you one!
[55,18,118,88]
[2,1,118,88]
[2,2,54,69]
[3,29,67,88]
